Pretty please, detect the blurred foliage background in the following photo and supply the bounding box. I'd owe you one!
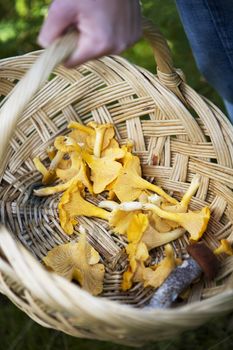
[0,1,230,349]
[0,0,224,109]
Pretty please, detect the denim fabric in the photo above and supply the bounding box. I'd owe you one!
[175,0,233,122]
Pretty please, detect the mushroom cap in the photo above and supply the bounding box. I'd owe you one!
[43,233,105,295]
[82,149,125,194]
[187,242,219,280]
[214,239,233,256]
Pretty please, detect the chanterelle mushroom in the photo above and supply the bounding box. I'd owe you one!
[56,152,81,182]
[59,182,109,235]
[127,213,149,243]
[33,149,66,185]
[121,214,149,291]
[67,121,94,151]
[143,244,179,288]
[142,225,186,250]
[43,232,105,295]
[87,121,115,158]
[34,161,93,196]
[112,153,177,204]
[122,241,149,291]
[54,135,81,154]
[143,203,210,241]
[68,121,95,136]
[101,138,119,157]
[82,148,125,194]
[33,157,55,184]
[161,174,200,213]
[109,209,140,235]
[214,239,233,256]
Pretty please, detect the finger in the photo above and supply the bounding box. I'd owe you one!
[38,0,76,47]
[130,0,142,44]
[64,34,113,68]
[113,0,141,55]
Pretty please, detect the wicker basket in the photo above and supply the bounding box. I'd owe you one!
[0,18,233,346]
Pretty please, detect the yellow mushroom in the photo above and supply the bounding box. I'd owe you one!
[56,152,82,182]
[46,147,71,172]
[120,151,142,175]
[115,201,209,241]
[109,209,140,235]
[138,192,150,204]
[117,201,177,232]
[142,203,210,241]
[34,149,66,185]
[126,211,184,250]
[121,214,150,291]
[43,232,105,295]
[149,212,178,232]
[142,224,186,250]
[101,138,120,157]
[54,136,81,153]
[33,157,56,185]
[98,200,120,211]
[133,261,146,283]
[161,175,200,213]
[214,239,233,256]
[67,122,94,152]
[112,153,177,204]
[124,139,134,153]
[34,161,93,196]
[82,148,125,194]
[127,213,149,243]
[104,178,118,200]
[68,121,95,136]
[87,122,115,157]
[122,241,149,291]
[58,182,109,235]
[143,244,178,288]
[49,150,65,170]
[68,121,115,156]
[148,194,162,206]
[111,201,177,234]
[47,146,56,161]
[107,190,117,200]
[147,195,179,231]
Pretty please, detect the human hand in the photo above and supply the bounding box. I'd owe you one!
[38,0,141,67]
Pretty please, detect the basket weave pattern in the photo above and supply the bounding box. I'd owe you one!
[0,20,233,345]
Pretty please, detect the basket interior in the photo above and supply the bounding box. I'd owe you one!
[1,53,233,308]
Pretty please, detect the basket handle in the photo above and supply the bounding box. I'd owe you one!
[0,31,77,172]
[142,17,185,98]
[0,18,183,171]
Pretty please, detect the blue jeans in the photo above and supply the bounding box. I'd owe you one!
[175,0,233,123]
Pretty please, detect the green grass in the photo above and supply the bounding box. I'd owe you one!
[1,294,233,350]
[0,0,231,349]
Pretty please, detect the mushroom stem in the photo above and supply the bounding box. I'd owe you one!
[68,121,95,135]
[93,128,106,158]
[49,150,64,170]
[147,243,219,309]
[148,194,162,206]
[180,174,200,208]
[99,200,119,211]
[138,178,178,204]
[148,258,202,308]
[119,202,143,212]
